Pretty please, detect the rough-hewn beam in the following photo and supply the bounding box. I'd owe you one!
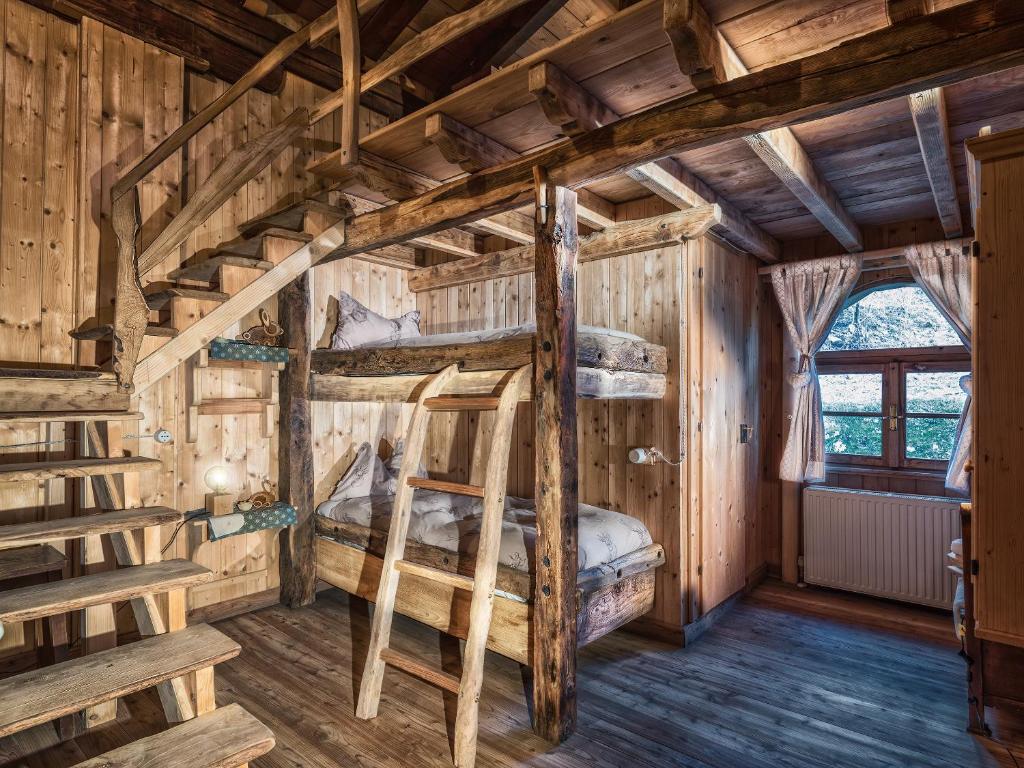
[425,112,519,172]
[714,37,864,252]
[129,0,1024,392]
[529,60,779,260]
[316,0,1022,265]
[279,272,316,608]
[909,88,963,237]
[663,0,727,89]
[425,111,614,230]
[336,0,361,167]
[886,0,932,23]
[407,205,721,291]
[309,0,538,124]
[531,167,578,744]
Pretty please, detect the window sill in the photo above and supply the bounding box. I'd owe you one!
[824,464,947,481]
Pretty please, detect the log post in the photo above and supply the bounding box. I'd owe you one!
[279,272,316,607]
[531,166,579,743]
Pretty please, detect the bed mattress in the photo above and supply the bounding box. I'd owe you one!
[315,445,653,576]
[316,492,653,575]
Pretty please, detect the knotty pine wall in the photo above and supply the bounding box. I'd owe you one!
[416,196,768,636]
[0,0,404,658]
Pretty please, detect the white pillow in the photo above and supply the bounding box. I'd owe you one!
[330,291,420,350]
[327,443,394,502]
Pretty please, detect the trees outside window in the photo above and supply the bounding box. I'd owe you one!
[818,285,968,471]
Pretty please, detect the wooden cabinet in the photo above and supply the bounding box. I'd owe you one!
[968,126,1024,648]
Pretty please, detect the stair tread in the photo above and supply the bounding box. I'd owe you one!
[0,368,105,380]
[396,559,474,591]
[0,545,66,581]
[0,456,162,484]
[0,623,240,738]
[70,703,275,768]
[0,559,213,624]
[168,254,274,283]
[380,647,461,694]
[0,410,143,424]
[406,477,485,498]
[0,507,182,549]
[216,227,313,259]
[239,197,349,236]
[70,324,178,340]
[145,287,230,309]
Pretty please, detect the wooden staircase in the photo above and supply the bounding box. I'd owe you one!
[0,412,275,765]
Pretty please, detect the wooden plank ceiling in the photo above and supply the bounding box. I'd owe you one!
[48,0,1024,248]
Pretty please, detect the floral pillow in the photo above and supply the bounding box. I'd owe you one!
[330,291,420,350]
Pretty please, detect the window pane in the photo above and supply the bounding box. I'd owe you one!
[906,417,959,461]
[825,415,883,457]
[821,286,964,351]
[906,371,968,414]
[820,373,882,414]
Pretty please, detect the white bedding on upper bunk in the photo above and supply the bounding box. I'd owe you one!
[348,322,644,349]
[315,443,653,574]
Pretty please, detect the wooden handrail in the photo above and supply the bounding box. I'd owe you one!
[308,0,538,124]
[111,9,336,201]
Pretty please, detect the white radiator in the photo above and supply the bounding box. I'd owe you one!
[802,487,960,608]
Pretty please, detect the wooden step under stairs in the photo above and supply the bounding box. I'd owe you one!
[356,364,532,768]
[0,409,275,763]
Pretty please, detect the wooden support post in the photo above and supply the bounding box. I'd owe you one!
[279,272,316,608]
[335,0,361,166]
[531,167,578,743]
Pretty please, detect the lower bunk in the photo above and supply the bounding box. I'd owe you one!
[313,445,666,665]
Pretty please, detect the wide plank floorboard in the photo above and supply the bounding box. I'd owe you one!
[1,583,1018,767]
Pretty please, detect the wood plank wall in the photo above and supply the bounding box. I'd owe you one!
[0,0,403,658]
[415,196,766,635]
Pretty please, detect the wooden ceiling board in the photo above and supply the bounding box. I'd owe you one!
[723,0,889,72]
[360,0,665,159]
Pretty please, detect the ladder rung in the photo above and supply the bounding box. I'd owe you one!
[380,648,460,694]
[407,477,485,497]
[396,559,474,591]
[423,396,500,412]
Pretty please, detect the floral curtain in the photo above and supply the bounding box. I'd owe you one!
[770,256,862,483]
[905,241,972,492]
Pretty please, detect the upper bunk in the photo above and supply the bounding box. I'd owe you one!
[309,324,668,402]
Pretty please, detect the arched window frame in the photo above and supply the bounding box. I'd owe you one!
[817,279,969,472]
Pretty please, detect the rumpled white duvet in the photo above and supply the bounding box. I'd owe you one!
[315,443,653,574]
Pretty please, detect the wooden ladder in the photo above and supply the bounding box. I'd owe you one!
[356,363,531,768]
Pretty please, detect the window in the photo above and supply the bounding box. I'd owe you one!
[818,285,968,470]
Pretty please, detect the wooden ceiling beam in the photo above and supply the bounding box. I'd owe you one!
[132,0,1024,390]
[344,191,483,258]
[335,0,361,166]
[908,88,964,237]
[425,113,520,173]
[424,111,616,230]
[528,60,779,260]
[407,206,722,291]
[663,0,727,90]
[663,2,864,252]
[315,0,1024,265]
[886,0,933,24]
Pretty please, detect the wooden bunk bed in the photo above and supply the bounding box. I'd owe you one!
[307,326,669,665]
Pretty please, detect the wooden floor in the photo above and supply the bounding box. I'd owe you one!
[2,581,1020,767]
